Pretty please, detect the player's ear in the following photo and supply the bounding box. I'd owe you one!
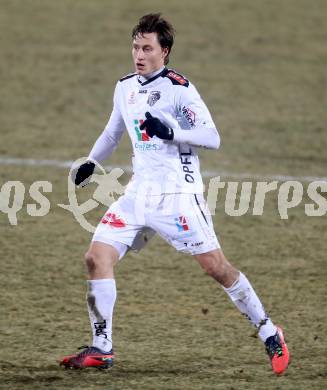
[162,47,169,61]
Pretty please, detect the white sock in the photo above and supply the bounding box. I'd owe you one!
[86,278,116,352]
[223,272,277,342]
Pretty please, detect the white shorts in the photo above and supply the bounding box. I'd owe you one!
[92,192,220,258]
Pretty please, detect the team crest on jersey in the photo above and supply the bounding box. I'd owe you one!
[147,91,161,106]
[175,216,189,232]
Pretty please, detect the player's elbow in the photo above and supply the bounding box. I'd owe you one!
[208,130,220,150]
[213,132,221,150]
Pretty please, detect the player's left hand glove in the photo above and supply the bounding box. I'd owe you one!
[140,112,174,140]
[72,161,95,187]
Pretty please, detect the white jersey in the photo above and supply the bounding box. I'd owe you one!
[89,67,220,195]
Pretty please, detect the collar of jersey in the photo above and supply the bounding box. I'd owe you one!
[137,67,168,86]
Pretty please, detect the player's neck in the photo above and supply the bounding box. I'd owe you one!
[138,66,165,83]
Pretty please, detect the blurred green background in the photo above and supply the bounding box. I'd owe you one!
[1,0,326,175]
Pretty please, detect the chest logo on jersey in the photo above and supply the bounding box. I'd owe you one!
[147,91,161,107]
[134,119,150,141]
[139,89,147,94]
[133,118,160,150]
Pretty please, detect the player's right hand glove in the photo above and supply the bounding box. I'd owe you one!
[140,112,174,140]
[72,161,95,186]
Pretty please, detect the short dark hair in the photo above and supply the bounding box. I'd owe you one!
[132,13,175,65]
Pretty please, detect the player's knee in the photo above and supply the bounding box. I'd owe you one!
[197,251,237,284]
[84,250,107,273]
[85,250,97,273]
[84,248,117,274]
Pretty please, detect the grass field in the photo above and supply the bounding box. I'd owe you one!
[1,0,327,389]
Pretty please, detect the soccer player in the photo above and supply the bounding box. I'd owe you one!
[60,13,289,374]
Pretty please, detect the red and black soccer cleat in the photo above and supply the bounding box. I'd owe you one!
[265,326,290,375]
[60,346,114,369]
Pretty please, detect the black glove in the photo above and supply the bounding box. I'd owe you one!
[72,161,95,186]
[140,112,174,140]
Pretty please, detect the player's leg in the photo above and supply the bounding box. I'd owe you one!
[60,194,140,369]
[194,249,289,375]
[60,241,126,369]
[151,193,289,374]
[194,249,277,339]
[84,241,123,353]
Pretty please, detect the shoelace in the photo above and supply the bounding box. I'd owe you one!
[76,345,113,357]
[265,335,283,358]
[75,346,99,358]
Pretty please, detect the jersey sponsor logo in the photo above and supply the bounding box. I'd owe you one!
[180,148,195,183]
[134,142,160,151]
[139,89,147,94]
[134,118,161,150]
[147,91,161,106]
[101,212,126,228]
[182,106,196,127]
[167,71,188,85]
[134,119,150,141]
[175,216,189,232]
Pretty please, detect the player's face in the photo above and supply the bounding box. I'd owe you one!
[132,32,168,76]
